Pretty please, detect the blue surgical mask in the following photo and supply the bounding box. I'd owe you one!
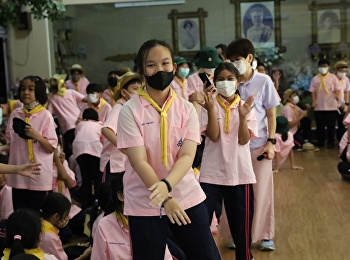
[178,68,190,78]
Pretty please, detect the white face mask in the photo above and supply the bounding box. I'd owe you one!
[215,80,237,97]
[87,93,99,103]
[318,67,328,75]
[203,68,215,75]
[337,72,346,79]
[292,95,299,105]
[252,60,258,70]
[233,59,247,75]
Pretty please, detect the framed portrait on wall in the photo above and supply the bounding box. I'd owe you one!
[231,0,285,51]
[309,1,349,51]
[168,8,207,57]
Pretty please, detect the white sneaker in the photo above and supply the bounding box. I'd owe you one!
[260,239,275,251]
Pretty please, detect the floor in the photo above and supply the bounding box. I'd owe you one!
[216,147,350,260]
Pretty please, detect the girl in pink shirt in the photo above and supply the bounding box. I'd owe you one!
[3,209,58,260]
[170,57,191,100]
[101,72,142,182]
[200,62,257,260]
[273,116,303,174]
[73,109,103,209]
[40,193,91,260]
[2,76,57,212]
[117,39,221,260]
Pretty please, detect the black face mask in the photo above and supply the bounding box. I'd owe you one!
[144,71,174,91]
[108,77,118,88]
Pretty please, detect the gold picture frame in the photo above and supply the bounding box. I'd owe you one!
[308,0,350,51]
[168,8,207,58]
[230,0,285,52]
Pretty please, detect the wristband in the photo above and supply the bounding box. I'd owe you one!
[345,102,349,106]
[161,179,172,192]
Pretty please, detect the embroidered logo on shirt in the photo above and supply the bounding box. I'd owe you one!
[177,137,183,147]
[109,242,126,245]
[141,121,155,126]
[252,90,260,99]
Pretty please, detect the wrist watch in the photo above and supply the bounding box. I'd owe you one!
[267,138,276,145]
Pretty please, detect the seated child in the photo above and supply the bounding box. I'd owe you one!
[40,193,91,260]
[73,109,104,209]
[3,209,57,260]
[273,116,303,174]
[78,83,111,123]
[337,126,350,179]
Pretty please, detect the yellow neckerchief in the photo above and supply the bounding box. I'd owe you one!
[22,104,46,162]
[317,73,329,95]
[114,211,128,228]
[198,68,214,79]
[74,78,82,92]
[109,88,114,96]
[56,87,67,97]
[41,219,58,235]
[53,162,64,193]
[7,100,18,113]
[174,76,186,98]
[3,248,45,260]
[138,87,177,168]
[337,76,343,85]
[216,94,241,133]
[287,102,299,117]
[91,98,107,113]
[193,167,200,175]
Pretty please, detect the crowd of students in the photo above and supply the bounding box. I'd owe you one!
[0,37,348,260]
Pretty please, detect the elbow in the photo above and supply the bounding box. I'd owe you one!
[238,137,250,145]
[207,133,220,142]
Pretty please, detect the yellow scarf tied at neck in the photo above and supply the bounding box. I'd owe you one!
[216,95,241,133]
[22,104,46,162]
[138,87,177,168]
[3,248,45,260]
[41,219,58,234]
[74,78,82,93]
[95,98,107,113]
[57,87,67,97]
[114,211,128,228]
[317,73,329,95]
[174,77,186,98]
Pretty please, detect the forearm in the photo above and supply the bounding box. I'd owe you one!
[344,91,349,103]
[238,116,250,145]
[101,127,117,146]
[0,164,20,175]
[267,107,276,138]
[274,79,279,90]
[192,102,201,119]
[54,157,74,189]
[36,136,55,154]
[289,149,295,168]
[206,109,219,142]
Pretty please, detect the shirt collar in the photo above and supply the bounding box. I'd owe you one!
[239,69,257,87]
[140,87,174,108]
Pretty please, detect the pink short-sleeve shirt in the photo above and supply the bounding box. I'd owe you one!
[102,89,115,107]
[273,132,294,168]
[337,76,350,107]
[309,73,340,111]
[281,103,304,135]
[117,90,205,216]
[65,78,90,95]
[199,98,258,186]
[6,108,58,191]
[73,120,103,158]
[170,79,189,100]
[187,72,214,96]
[0,185,13,220]
[79,99,112,123]
[40,220,68,260]
[100,101,127,173]
[47,89,85,134]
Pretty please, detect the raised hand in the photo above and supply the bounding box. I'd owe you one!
[17,163,41,180]
[238,95,255,118]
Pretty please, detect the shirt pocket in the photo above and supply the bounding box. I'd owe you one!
[169,127,187,154]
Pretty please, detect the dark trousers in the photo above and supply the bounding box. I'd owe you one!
[200,183,254,260]
[12,188,50,211]
[76,154,102,209]
[314,111,337,145]
[104,161,125,183]
[63,129,75,160]
[293,116,312,148]
[128,202,221,260]
[336,108,347,141]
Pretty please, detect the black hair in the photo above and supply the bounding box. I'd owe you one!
[11,254,40,260]
[318,59,330,66]
[250,7,264,14]
[281,133,288,142]
[122,78,142,90]
[215,44,227,55]
[105,173,125,216]
[41,192,71,221]
[82,108,99,121]
[86,83,102,94]
[137,39,174,75]
[257,62,266,69]
[108,68,131,78]
[6,209,41,259]
[226,38,255,61]
[107,70,119,78]
[183,20,193,29]
[319,10,339,29]
[213,62,241,83]
[18,76,48,105]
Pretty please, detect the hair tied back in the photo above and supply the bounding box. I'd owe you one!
[13,235,22,241]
